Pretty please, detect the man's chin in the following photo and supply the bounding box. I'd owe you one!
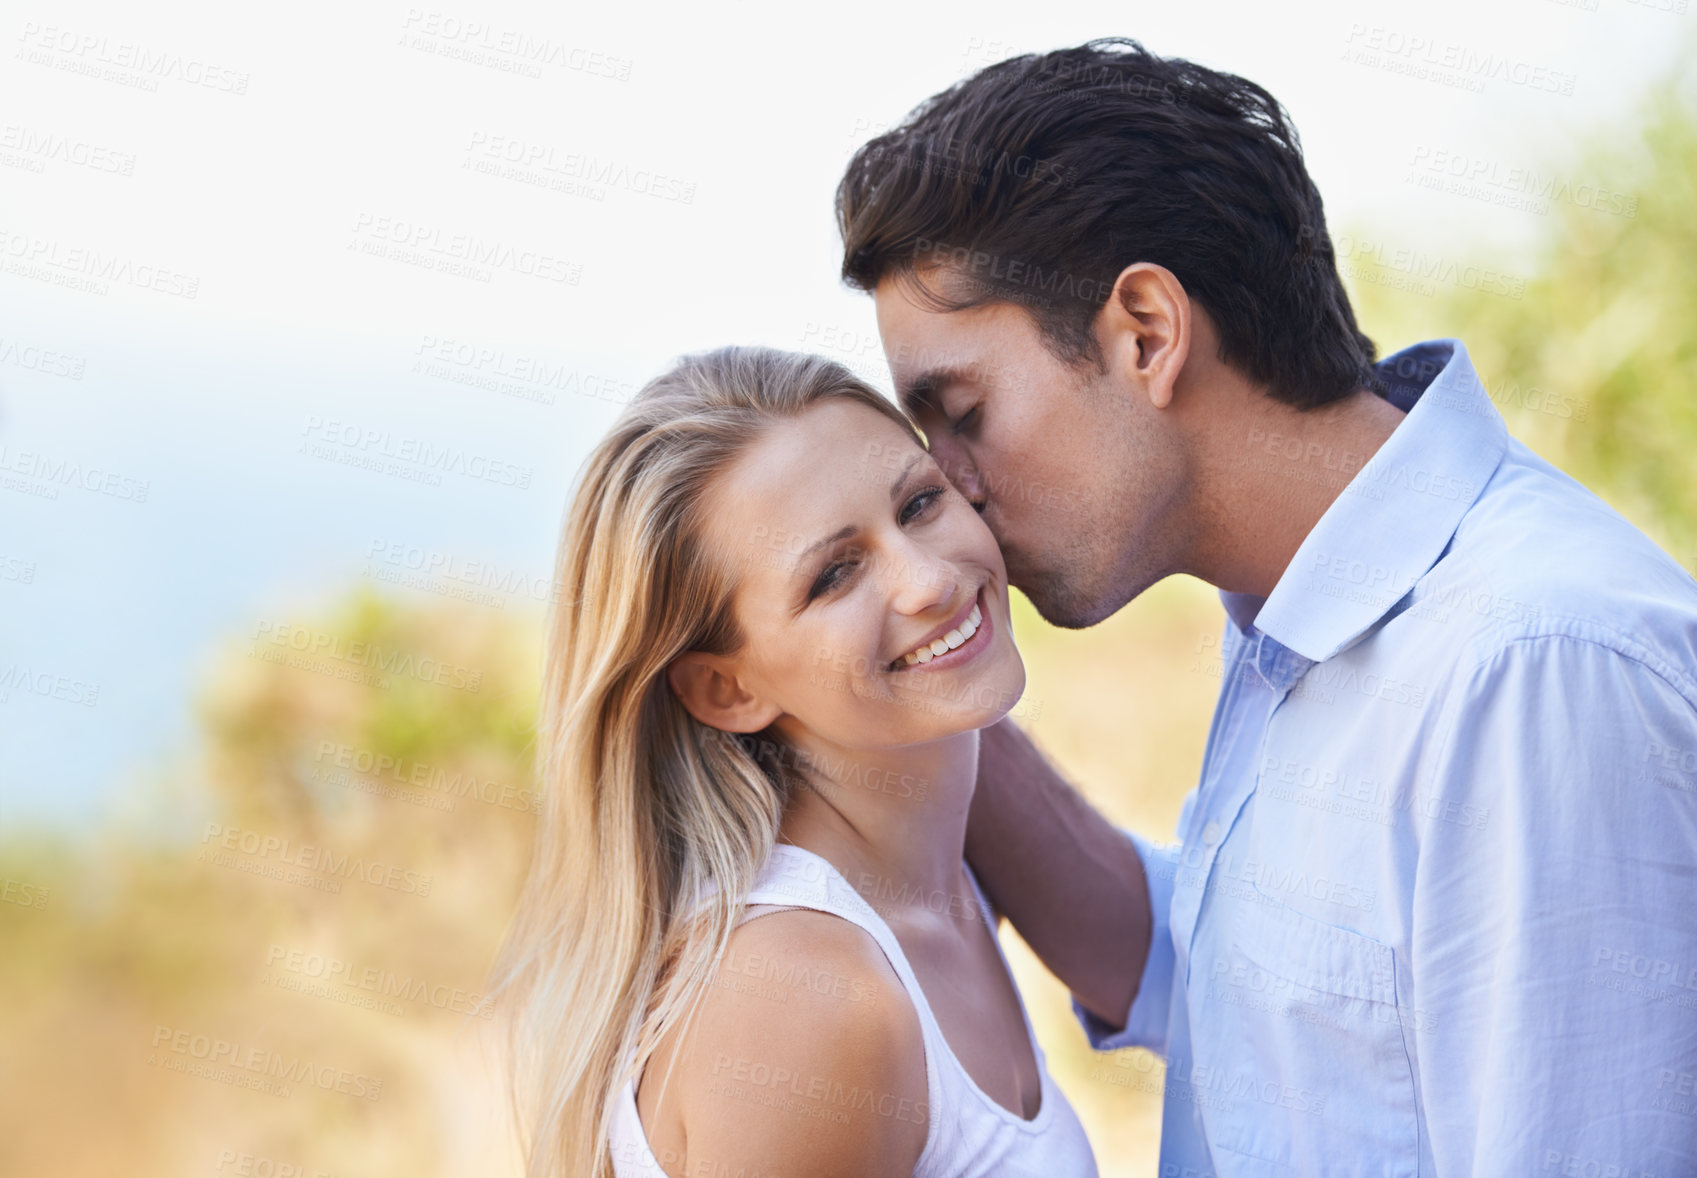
[1011,568,1115,631]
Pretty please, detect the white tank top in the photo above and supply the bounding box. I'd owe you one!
[608,841,1098,1178]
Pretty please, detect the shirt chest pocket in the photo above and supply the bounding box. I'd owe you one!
[1187,886,1418,1177]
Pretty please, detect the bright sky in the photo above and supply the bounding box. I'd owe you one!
[1,0,1688,826]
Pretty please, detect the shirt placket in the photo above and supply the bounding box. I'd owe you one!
[1170,630,1315,984]
[1168,632,1257,973]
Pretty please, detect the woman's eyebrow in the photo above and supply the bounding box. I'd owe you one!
[794,453,924,563]
[888,452,924,502]
[796,524,855,562]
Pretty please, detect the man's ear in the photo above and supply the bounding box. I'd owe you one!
[666,652,783,734]
[1100,262,1190,411]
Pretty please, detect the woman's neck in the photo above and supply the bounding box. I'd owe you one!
[773,729,981,932]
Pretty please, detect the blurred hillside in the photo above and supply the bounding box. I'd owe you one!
[0,587,540,1177]
[4,59,1695,1178]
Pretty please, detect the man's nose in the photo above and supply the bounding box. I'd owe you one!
[929,440,987,508]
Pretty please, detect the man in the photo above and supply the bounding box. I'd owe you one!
[836,38,1697,1176]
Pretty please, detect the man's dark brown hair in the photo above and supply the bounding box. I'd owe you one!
[836,37,1384,409]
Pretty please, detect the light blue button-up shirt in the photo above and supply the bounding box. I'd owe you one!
[1073,339,1697,1177]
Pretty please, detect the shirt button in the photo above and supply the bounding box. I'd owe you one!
[1201,821,1224,847]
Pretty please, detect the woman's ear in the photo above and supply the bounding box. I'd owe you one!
[666,652,783,734]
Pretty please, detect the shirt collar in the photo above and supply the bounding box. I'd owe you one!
[1220,339,1509,663]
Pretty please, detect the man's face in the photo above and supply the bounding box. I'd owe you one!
[874,274,1186,628]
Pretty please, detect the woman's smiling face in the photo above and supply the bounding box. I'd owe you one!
[692,397,1026,751]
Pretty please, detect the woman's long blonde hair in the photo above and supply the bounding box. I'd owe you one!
[488,345,923,1178]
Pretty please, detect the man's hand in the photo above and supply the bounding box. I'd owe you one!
[965,716,1152,1029]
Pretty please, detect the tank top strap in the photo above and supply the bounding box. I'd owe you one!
[639,843,1095,1177]
[741,842,1030,1078]
[739,843,915,969]
[738,841,949,1175]
[744,841,852,903]
[714,843,1000,1054]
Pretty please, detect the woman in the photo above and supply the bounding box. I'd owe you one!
[489,346,1098,1178]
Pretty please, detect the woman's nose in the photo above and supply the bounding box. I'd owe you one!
[884,543,957,617]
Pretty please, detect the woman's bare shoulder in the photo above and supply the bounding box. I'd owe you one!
[671,907,928,1176]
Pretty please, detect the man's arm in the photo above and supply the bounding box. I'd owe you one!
[1411,635,1697,1174]
[965,716,1155,1030]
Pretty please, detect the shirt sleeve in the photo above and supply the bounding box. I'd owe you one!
[1410,633,1697,1176]
[1070,824,1180,1056]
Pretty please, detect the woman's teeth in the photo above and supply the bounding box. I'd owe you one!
[899,603,983,668]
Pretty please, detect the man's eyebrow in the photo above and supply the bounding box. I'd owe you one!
[897,366,971,418]
[792,453,923,565]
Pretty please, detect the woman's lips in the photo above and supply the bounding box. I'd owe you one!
[888,584,992,673]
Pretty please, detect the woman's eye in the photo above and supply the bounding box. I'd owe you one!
[950,406,979,436]
[807,490,944,601]
[808,555,857,600]
[900,486,945,525]
[807,553,862,604]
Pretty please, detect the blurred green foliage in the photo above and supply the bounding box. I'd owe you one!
[1350,56,1697,565]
